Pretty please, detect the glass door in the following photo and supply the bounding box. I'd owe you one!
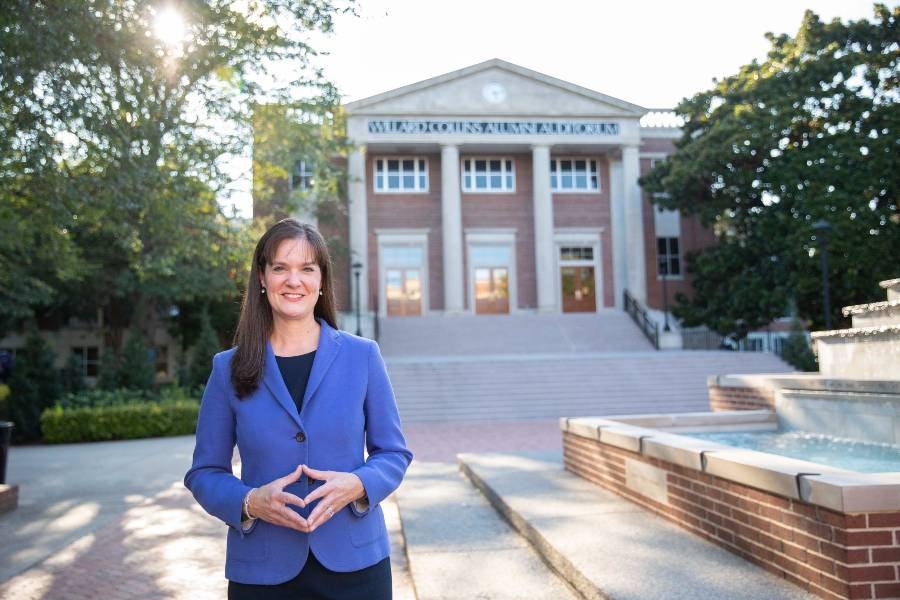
[560,266,596,312]
[474,267,509,314]
[385,268,422,316]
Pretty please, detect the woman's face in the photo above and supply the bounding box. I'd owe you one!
[260,237,322,324]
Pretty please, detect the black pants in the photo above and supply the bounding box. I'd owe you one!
[227,552,392,600]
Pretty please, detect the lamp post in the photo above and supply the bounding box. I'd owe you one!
[352,262,363,336]
[812,219,832,330]
[661,268,671,332]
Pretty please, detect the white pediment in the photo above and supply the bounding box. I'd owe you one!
[345,59,646,118]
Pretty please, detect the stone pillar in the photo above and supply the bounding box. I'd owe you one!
[609,155,627,309]
[348,147,369,312]
[622,144,647,304]
[441,144,464,313]
[532,145,556,312]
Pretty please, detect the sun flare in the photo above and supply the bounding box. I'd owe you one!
[153,6,187,48]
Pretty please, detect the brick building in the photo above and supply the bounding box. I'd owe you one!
[274,59,715,333]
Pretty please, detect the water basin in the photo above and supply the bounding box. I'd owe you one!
[690,430,900,473]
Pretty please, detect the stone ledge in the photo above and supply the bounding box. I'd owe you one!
[459,452,813,600]
[0,483,19,514]
[841,299,900,316]
[879,277,900,289]
[798,471,900,513]
[810,324,900,339]
[708,374,900,395]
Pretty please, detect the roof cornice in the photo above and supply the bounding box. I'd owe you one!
[344,58,648,116]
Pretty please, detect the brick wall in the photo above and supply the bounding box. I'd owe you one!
[709,385,776,411]
[553,154,614,308]
[563,431,900,600]
[367,153,444,312]
[461,154,536,310]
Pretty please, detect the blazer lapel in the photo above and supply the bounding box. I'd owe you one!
[262,341,303,429]
[300,320,342,418]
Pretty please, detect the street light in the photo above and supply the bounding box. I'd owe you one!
[812,219,833,330]
[352,261,363,336]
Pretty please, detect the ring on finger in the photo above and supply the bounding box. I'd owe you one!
[325,505,334,517]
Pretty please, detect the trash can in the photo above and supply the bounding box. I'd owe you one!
[0,421,12,485]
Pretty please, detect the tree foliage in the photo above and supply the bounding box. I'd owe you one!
[641,5,899,335]
[6,331,62,441]
[0,0,351,345]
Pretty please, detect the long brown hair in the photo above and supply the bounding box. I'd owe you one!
[231,219,338,398]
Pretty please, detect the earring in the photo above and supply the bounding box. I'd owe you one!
[319,290,323,296]
[261,287,266,295]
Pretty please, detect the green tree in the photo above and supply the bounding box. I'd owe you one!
[7,331,62,441]
[0,0,351,344]
[186,307,223,390]
[118,331,155,391]
[780,318,818,371]
[641,5,899,336]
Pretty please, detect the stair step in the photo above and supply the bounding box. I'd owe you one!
[387,351,793,423]
[458,452,815,600]
[395,462,578,599]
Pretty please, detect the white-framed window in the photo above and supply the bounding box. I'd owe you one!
[374,157,429,193]
[550,158,599,192]
[656,237,681,277]
[71,346,100,378]
[291,159,314,191]
[462,158,515,192]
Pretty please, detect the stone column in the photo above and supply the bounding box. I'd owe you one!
[622,144,647,304]
[347,147,369,312]
[609,155,627,309]
[441,144,464,313]
[532,145,556,312]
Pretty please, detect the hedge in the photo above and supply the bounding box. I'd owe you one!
[40,400,199,444]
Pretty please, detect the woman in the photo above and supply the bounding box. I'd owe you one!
[185,219,413,599]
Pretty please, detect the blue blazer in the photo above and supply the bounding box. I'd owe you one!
[184,320,413,585]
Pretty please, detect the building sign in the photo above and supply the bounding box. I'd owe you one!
[368,119,620,136]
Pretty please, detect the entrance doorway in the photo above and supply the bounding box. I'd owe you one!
[474,267,509,314]
[560,265,596,312]
[385,268,422,316]
[467,238,515,315]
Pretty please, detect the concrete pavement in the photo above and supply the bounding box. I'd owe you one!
[0,435,416,599]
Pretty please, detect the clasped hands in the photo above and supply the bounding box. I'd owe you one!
[247,464,365,532]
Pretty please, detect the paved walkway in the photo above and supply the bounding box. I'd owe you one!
[0,434,423,599]
[0,420,562,599]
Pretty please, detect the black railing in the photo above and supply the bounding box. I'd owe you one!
[372,293,380,342]
[624,290,659,349]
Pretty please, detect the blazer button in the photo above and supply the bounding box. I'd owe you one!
[295,431,306,443]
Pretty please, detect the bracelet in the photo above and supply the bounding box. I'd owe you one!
[242,488,256,520]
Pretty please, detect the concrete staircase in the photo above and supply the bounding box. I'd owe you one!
[379,312,794,422]
[378,312,655,357]
[812,277,900,379]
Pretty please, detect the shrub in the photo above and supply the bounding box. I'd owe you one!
[8,331,62,441]
[780,318,818,372]
[40,399,200,443]
[118,331,155,390]
[186,308,222,390]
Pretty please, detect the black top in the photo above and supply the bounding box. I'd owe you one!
[274,351,316,413]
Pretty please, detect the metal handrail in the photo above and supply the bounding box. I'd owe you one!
[372,293,380,342]
[624,290,659,349]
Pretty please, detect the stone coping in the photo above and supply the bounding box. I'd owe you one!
[879,277,900,289]
[707,373,900,395]
[0,483,18,514]
[841,298,900,316]
[562,414,900,513]
[810,324,900,339]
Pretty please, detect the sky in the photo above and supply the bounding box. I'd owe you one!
[223,0,892,217]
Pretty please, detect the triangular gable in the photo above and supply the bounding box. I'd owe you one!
[345,59,646,118]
